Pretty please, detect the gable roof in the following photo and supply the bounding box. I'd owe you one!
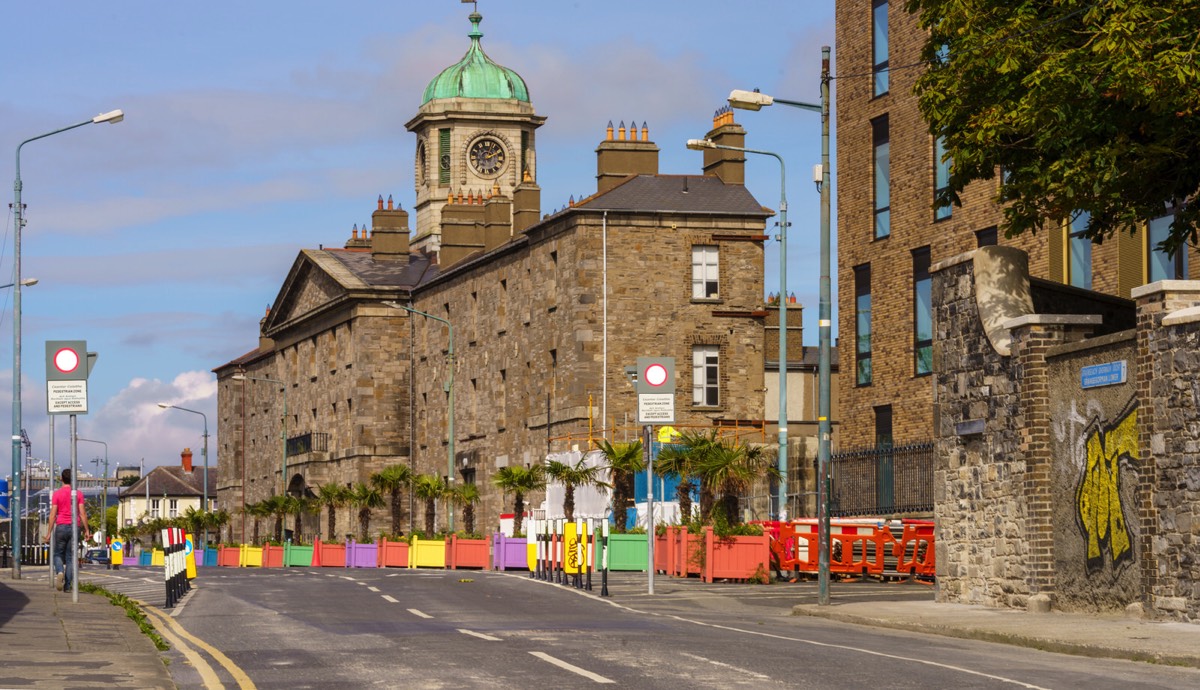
[120,465,217,500]
[577,175,772,216]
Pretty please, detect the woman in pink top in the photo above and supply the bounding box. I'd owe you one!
[43,469,90,592]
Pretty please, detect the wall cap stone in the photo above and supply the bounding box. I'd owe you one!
[1162,305,1200,326]
[930,249,976,274]
[1003,313,1102,330]
[1046,328,1135,359]
[1130,279,1200,300]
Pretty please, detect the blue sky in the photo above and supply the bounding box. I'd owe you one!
[0,1,836,475]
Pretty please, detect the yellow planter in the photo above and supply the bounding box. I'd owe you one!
[410,538,446,568]
[241,545,264,567]
[151,549,164,567]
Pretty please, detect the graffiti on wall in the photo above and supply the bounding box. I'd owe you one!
[1072,399,1138,576]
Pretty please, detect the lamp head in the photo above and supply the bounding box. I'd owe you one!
[93,109,124,124]
[230,374,246,381]
[156,403,170,409]
[728,89,774,111]
[686,138,715,151]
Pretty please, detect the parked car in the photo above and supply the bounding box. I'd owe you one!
[82,547,110,565]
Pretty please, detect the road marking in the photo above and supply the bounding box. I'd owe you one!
[679,652,770,680]
[356,581,367,586]
[142,604,256,689]
[458,628,500,641]
[408,608,432,619]
[529,652,614,684]
[341,576,357,581]
[368,586,380,592]
[382,595,399,603]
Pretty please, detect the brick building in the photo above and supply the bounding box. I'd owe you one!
[213,11,773,542]
[834,1,1196,450]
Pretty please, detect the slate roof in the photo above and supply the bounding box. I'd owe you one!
[120,465,218,500]
[577,175,772,216]
[324,248,437,288]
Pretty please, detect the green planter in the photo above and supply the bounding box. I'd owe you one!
[606,533,649,571]
[284,543,313,567]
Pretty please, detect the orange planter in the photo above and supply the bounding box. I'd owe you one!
[314,539,346,567]
[448,535,489,569]
[217,545,241,567]
[702,526,769,583]
[378,538,410,568]
[262,544,284,568]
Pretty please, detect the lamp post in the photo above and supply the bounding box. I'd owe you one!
[383,301,456,532]
[156,404,210,545]
[229,376,287,499]
[10,108,123,578]
[728,45,833,605]
[77,437,107,542]
[687,137,789,526]
[0,279,39,290]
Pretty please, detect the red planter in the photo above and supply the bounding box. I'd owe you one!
[448,535,489,569]
[378,538,410,568]
[217,545,241,567]
[702,526,769,583]
[313,539,346,567]
[262,544,284,568]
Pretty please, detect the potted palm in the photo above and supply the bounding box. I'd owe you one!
[346,483,383,568]
[410,474,448,568]
[447,483,488,569]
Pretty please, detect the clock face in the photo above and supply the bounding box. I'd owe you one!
[469,137,506,176]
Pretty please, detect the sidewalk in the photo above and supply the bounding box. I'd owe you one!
[792,597,1200,668]
[0,567,175,688]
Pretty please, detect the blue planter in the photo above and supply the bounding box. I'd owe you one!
[139,551,151,566]
[203,547,218,567]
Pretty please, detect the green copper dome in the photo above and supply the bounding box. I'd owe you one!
[422,12,530,104]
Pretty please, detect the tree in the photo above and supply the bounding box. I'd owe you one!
[656,429,722,521]
[595,439,644,532]
[905,1,1200,255]
[243,501,269,544]
[370,464,414,537]
[694,440,778,526]
[260,495,290,543]
[546,456,611,522]
[314,483,349,542]
[348,483,385,542]
[450,483,481,535]
[492,465,545,536]
[210,509,231,543]
[412,474,448,535]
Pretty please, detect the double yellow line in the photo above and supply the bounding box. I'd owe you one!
[140,603,256,689]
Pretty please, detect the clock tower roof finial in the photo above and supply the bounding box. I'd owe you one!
[422,10,530,104]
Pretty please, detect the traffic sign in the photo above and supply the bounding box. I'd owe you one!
[635,357,675,394]
[638,393,675,424]
[46,340,91,381]
[47,380,88,415]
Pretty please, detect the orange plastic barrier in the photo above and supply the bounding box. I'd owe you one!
[762,519,935,580]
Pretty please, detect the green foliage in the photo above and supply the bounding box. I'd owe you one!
[492,464,546,536]
[595,438,643,532]
[906,0,1200,255]
[348,483,385,542]
[314,483,350,542]
[448,483,481,534]
[370,464,415,537]
[412,474,449,535]
[79,583,169,651]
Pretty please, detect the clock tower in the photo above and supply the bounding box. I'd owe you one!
[406,11,546,253]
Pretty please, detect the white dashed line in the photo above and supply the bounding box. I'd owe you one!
[529,652,614,684]
[458,628,500,641]
[381,595,399,603]
[407,608,432,619]
[368,586,380,592]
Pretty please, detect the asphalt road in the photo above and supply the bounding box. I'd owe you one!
[84,566,1200,689]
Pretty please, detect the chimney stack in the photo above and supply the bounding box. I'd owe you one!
[371,194,411,260]
[181,447,194,473]
[701,107,747,185]
[596,120,659,193]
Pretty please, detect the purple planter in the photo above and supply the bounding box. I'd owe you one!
[346,539,379,568]
[492,533,529,571]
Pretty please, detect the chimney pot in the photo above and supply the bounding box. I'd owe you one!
[181,447,194,473]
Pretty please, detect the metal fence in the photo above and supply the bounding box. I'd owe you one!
[829,442,934,517]
[286,432,329,457]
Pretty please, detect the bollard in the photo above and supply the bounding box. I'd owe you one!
[600,521,610,597]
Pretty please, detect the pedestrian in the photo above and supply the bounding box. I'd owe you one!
[43,469,90,592]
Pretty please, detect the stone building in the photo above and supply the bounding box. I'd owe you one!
[834,0,1196,450]
[213,12,771,542]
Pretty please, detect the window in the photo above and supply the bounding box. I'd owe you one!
[913,248,933,376]
[168,499,178,519]
[874,405,893,449]
[872,0,889,96]
[1148,211,1186,281]
[1069,211,1093,289]
[934,136,951,220]
[438,128,451,185]
[693,345,720,406]
[691,245,720,299]
[855,264,873,385]
[976,226,998,247]
[150,498,160,519]
[873,116,890,239]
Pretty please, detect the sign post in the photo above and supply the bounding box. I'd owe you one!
[45,340,93,603]
[634,357,674,596]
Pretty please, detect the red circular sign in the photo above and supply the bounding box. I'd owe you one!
[53,348,80,374]
[644,363,668,387]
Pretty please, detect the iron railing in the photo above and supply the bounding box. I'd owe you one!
[829,442,934,516]
[286,432,329,458]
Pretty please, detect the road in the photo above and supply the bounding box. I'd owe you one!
[83,565,1200,689]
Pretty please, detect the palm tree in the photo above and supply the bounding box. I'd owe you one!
[182,506,208,544]
[492,465,546,535]
[314,483,349,541]
[595,439,644,532]
[411,474,447,535]
[370,464,415,537]
[695,439,779,526]
[348,483,385,542]
[260,494,290,542]
[450,483,481,535]
[546,456,612,522]
[241,502,266,544]
[656,429,720,521]
[210,509,231,543]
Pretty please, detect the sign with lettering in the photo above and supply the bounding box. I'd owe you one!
[1081,361,1127,389]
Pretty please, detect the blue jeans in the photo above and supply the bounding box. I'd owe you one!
[51,524,78,589]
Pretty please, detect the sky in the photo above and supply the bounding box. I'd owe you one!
[0,1,836,478]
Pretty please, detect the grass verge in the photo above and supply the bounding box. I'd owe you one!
[79,582,170,651]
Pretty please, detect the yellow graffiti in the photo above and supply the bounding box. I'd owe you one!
[1076,405,1136,574]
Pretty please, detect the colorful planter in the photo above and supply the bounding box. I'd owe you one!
[241,545,264,567]
[378,538,410,568]
[346,539,378,568]
[448,535,489,569]
[492,533,527,571]
[217,546,242,567]
[284,542,313,567]
[314,539,346,567]
[151,549,165,567]
[410,538,447,568]
[263,544,284,568]
[139,551,151,566]
[203,547,218,567]
[605,533,649,571]
[702,527,769,583]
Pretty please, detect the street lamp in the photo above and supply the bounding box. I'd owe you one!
[10,108,124,579]
[76,437,107,542]
[383,301,456,532]
[687,137,790,529]
[0,279,39,290]
[228,376,288,497]
[729,45,833,605]
[157,404,210,545]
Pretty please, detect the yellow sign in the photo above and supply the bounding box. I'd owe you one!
[109,539,124,566]
[657,425,679,443]
[184,533,197,580]
[563,522,588,575]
